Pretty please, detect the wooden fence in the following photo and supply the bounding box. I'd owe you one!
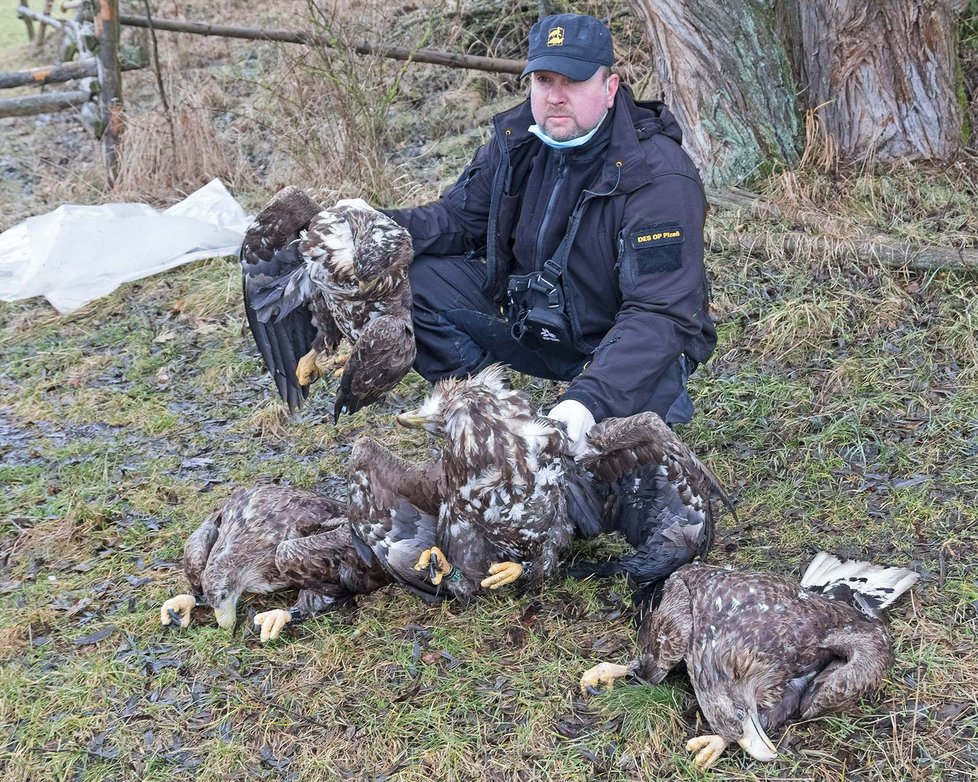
[4,3,523,185]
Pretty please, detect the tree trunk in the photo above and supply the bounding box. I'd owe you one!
[627,0,800,187]
[779,0,965,163]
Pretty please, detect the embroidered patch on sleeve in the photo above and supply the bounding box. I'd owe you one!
[626,223,685,274]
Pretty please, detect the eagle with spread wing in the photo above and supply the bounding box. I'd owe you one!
[159,485,391,641]
[580,553,918,769]
[240,188,416,421]
[348,365,573,602]
[567,411,735,605]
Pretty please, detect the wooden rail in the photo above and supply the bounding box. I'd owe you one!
[0,89,90,117]
[0,59,144,89]
[116,14,526,75]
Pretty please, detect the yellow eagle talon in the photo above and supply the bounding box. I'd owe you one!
[579,662,632,695]
[480,561,523,589]
[254,609,292,642]
[160,594,196,628]
[415,546,452,585]
[686,734,729,769]
[296,348,321,386]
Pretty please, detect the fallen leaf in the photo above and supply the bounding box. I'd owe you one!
[73,625,118,646]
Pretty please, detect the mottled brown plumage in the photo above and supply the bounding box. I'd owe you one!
[346,437,446,603]
[160,485,390,636]
[240,188,415,421]
[581,553,918,768]
[349,365,573,601]
[567,411,735,605]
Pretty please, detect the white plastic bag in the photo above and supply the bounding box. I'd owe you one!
[0,178,251,313]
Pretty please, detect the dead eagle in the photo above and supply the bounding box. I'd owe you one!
[567,411,735,605]
[349,364,573,602]
[580,552,919,769]
[240,188,415,421]
[159,485,390,641]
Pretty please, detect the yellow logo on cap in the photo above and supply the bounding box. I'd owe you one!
[547,27,564,47]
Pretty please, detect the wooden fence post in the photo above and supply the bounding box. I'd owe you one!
[96,0,123,185]
[33,0,54,52]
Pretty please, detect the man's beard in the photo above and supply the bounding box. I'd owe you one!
[543,108,608,142]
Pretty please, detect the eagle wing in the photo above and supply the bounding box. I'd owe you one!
[241,187,343,412]
[182,507,222,596]
[333,310,416,422]
[634,567,695,682]
[569,412,734,602]
[346,437,447,601]
[274,518,392,598]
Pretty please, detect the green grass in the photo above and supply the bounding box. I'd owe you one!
[0,1,34,72]
[2,204,976,780]
[2,1,978,779]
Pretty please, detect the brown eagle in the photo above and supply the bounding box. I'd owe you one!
[567,411,735,605]
[240,188,416,421]
[348,365,573,601]
[159,484,391,641]
[580,552,919,769]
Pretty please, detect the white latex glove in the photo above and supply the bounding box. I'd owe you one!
[547,399,595,458]
[335,197,378,212]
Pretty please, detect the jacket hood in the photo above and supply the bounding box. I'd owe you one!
[624,85,684,146]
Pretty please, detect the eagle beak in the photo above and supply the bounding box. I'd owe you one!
[396,411,426,428]
[212,603,237,630]
[737,708,778,762]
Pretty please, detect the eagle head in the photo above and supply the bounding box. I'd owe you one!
[698,652,781,761]
[201,568,244,629]
[396,364,530,442]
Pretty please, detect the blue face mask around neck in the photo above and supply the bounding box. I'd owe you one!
[528,109,608,149]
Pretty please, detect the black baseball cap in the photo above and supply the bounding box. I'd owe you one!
[521,13,614,82]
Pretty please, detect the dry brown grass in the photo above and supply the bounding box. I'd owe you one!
[112,84,251,200]
[1,2,977,781]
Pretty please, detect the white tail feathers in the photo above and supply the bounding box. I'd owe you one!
[801,552,919,615]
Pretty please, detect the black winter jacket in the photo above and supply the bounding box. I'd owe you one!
[386,87,716,420]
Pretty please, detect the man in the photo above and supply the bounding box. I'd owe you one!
[384,12,716,454]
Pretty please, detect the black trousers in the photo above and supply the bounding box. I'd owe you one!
[409,253,695,425]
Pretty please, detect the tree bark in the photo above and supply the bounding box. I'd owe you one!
[779,0,965,163]
[627,0,800,187]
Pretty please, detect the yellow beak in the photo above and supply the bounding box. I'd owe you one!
[396,411,427,428]
[737,708,778,762]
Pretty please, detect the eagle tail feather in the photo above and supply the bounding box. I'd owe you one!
[800,551,919,617]
[566,558,627,580]
[564,464,612,539]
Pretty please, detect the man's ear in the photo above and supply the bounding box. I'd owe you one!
[606,73,620,106]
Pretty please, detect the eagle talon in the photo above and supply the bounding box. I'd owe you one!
[160,594,197,628]
[325,352,350,379]
[414,546,452,585]
[480,561,523,589]
[254,609,292,642]
[687,734,729,769]
[296,349,321,387]
[579,662,633,695]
